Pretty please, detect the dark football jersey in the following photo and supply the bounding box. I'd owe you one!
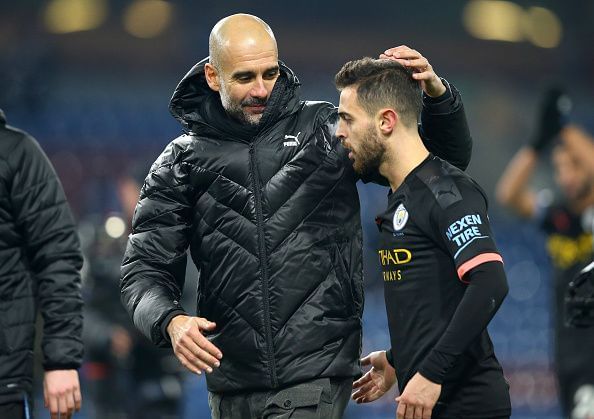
[376,154,510,417]
[539,203,594,416]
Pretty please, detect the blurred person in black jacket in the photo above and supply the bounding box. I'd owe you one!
[121,14,473,419]
[0,109,83,419]
[497,89,594,418]
[82,174,186,419]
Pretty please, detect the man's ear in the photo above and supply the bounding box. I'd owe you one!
[204,63,220,92]
[378,108,398,135]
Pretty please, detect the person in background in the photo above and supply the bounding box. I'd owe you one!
[82,173,185,419]
[0,109,83,419]
[496,88,594,418]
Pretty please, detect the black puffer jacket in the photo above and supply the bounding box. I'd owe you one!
[0,110,83,403]
[121,60,471,393]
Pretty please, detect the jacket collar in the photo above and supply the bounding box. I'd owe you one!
[169,58,301,140]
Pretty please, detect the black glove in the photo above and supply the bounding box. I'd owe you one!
[530,87,572,152]
[566,261,594,328]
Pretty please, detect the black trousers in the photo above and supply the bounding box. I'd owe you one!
[0,401,25,419]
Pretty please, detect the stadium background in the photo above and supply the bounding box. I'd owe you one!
[1,1,593,418]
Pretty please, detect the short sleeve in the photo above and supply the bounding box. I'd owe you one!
[432,180,503,282]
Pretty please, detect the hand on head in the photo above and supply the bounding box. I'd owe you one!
[380,45,446,98]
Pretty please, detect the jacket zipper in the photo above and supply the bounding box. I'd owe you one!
[249,143,278,388]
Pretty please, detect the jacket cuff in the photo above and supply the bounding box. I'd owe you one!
[159,309,188,345]
[44,362,81,371]
[422,78,454,114]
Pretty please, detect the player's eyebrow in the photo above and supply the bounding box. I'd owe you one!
[338,111,352,120]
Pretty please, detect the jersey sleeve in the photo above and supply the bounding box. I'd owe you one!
[432,179,503,281]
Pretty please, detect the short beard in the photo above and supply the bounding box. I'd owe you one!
[352,124,385,177]
[219,85,266,126]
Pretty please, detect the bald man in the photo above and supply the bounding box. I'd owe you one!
[121,14,472,418]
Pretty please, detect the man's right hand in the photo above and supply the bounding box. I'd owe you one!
[352,350,397,403]
[380,45,446,98]
[166,315,223,375]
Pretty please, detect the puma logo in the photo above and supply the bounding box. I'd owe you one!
[283,132,301,147]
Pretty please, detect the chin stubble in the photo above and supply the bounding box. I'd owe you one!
[354,126,384,177]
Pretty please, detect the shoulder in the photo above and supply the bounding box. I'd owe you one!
[409,155,487,210]
[0,126,52,182]
[300,101,337,127]
[150,134,195,172]
[0,124,37,161]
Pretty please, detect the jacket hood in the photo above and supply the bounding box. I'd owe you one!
[169,57,302,138]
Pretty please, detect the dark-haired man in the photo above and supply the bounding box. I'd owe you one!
[335,58,511,419]
[120,13,473,419]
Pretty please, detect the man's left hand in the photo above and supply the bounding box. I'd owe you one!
[395,372,441,419]
[44,369,82,419]
[380,45,446,98]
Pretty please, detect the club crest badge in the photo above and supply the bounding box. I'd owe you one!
[393,203,409,232]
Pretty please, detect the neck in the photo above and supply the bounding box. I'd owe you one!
[378,129,429,192]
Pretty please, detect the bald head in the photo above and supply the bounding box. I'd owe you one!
[209,14,278,70]
[204,14,281,126]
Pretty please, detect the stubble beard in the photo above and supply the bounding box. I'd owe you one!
[352,125,385,177]
[219,85,266,126]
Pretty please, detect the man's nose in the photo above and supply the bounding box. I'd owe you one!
[336,120,347,141]
[251,77,268,99]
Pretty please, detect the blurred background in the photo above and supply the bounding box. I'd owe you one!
[1,0,593,418]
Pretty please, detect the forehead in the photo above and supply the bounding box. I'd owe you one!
[221,41,278,74]
[338,86,361,113]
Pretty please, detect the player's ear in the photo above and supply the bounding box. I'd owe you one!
[378,108,398,135]
[205,63,221,92]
